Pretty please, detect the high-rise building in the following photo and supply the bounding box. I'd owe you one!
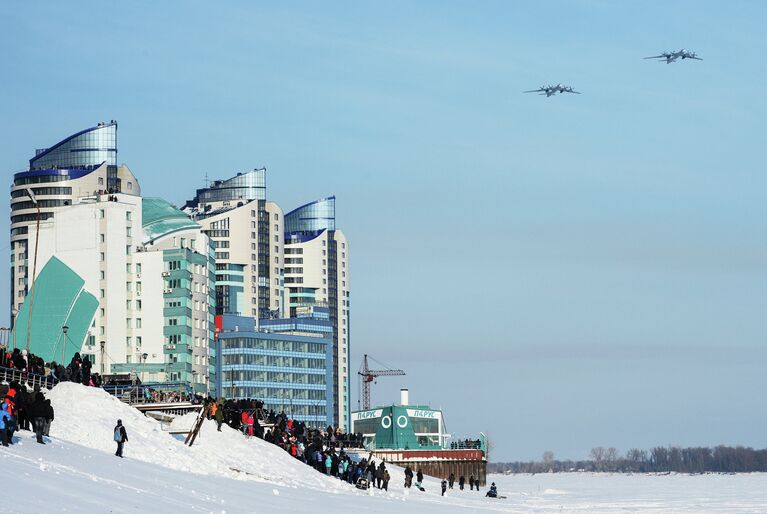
[284,196,350,430]
[25,194,216,393]
[13,122,214,392]
[10,122,140,321]
[216,307,334,427]
[184,169,284,319]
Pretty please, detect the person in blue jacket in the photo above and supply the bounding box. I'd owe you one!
[0,403,11,446]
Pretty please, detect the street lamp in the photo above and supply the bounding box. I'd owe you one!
[141,352,148,383]
[61,325,69,364]
[25,188,41,354]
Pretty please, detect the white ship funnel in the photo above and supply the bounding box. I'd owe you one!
[400,388,409,406]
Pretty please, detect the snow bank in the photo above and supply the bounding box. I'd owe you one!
[46,383,349,491]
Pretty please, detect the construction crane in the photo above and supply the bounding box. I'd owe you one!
[357,354,405,410]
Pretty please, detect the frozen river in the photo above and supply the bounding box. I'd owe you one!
[485,472,767,513]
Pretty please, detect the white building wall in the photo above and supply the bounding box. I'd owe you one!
[27,194,143,374]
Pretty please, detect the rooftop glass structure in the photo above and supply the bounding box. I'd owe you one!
[29,122,117,171]
[185,169,266,211]
[284,196,335,240]
[142,197,201,244]
[11,257,98,363]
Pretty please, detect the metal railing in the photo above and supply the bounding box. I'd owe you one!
[0,365,59,390]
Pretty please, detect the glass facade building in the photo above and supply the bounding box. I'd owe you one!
[284,196,335,239]
[29,122,117,170]
[216,314,333,426]
[185,168,266,212]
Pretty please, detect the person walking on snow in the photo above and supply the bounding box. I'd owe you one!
[441,478,447,496]
[114,419,128,457]
[459,475,465,490]
[469,475,475,491]
[448,472,455,489]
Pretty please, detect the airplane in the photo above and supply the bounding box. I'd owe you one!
[523,83,581,97]
[644,49,702,64]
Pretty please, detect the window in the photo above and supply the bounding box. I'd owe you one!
[136,282,142,293]
[136,300,142,310]
[100,289,105,298]
[274,224,278,231]
[136,318,142,328]
[322,240,326,247]
[126,300,132,310]
[273,213,278,221]
[126,226,132,237]
[100,308,105,317]
[274,235,279,242]
[125,245,131,256]
[136,336,142,347]
[126,263,132,273]
[127,181,133,191]
[136,263,141,274]
[126,318,132,329]
[100,252,105,261]
[126,282,132,292]
[126,211,132,221]
[274,245,279,253]
[100,234,105,243]
[98,177,104,186]
[100,271,105,280]
[126,337,132,345]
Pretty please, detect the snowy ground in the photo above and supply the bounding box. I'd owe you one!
[0,383,766,513]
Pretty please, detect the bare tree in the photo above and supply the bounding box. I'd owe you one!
[542,451,555,471]
[605,447,619,471]
[590,447,606,471]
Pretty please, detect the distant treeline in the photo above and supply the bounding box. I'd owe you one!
[490,446,767,474]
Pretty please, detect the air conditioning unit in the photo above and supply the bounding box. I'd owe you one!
[136,273,141,279]
[161,271,169,277]
[136,291,141,296]
[163,288,173,294]
[165,344,176,350]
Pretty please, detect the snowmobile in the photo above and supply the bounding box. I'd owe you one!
[355,477,370,490]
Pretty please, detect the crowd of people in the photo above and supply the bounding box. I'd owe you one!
[1,347,104,388]
[450,438,482,450]
[1,379,55,446]
[1,347,498,498]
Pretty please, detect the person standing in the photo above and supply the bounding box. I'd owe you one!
[114,419,128,457]
[469,475,475,491]
[214,399,225,431]
[404,466,413,488]
[449,472,455,489]
[441,478,447,496]
[43,397,54,436]
[29,392,47,444]
[0,403,10,447]
[383,469,390,491]
[459,475,465,490]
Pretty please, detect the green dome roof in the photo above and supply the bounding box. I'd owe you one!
[142,197,200,244]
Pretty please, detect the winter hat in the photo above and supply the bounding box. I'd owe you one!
[117,419,122,425]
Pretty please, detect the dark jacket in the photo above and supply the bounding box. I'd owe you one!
[44,399,54,421]
[28,393,47,418]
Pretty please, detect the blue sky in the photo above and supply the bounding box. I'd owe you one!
[1,1,766,461]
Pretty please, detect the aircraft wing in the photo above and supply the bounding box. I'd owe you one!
[523,90,542,93]
[643,55,665,59]
[689,55,703,60]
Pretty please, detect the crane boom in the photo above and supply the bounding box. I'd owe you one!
[358,354,405,410]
